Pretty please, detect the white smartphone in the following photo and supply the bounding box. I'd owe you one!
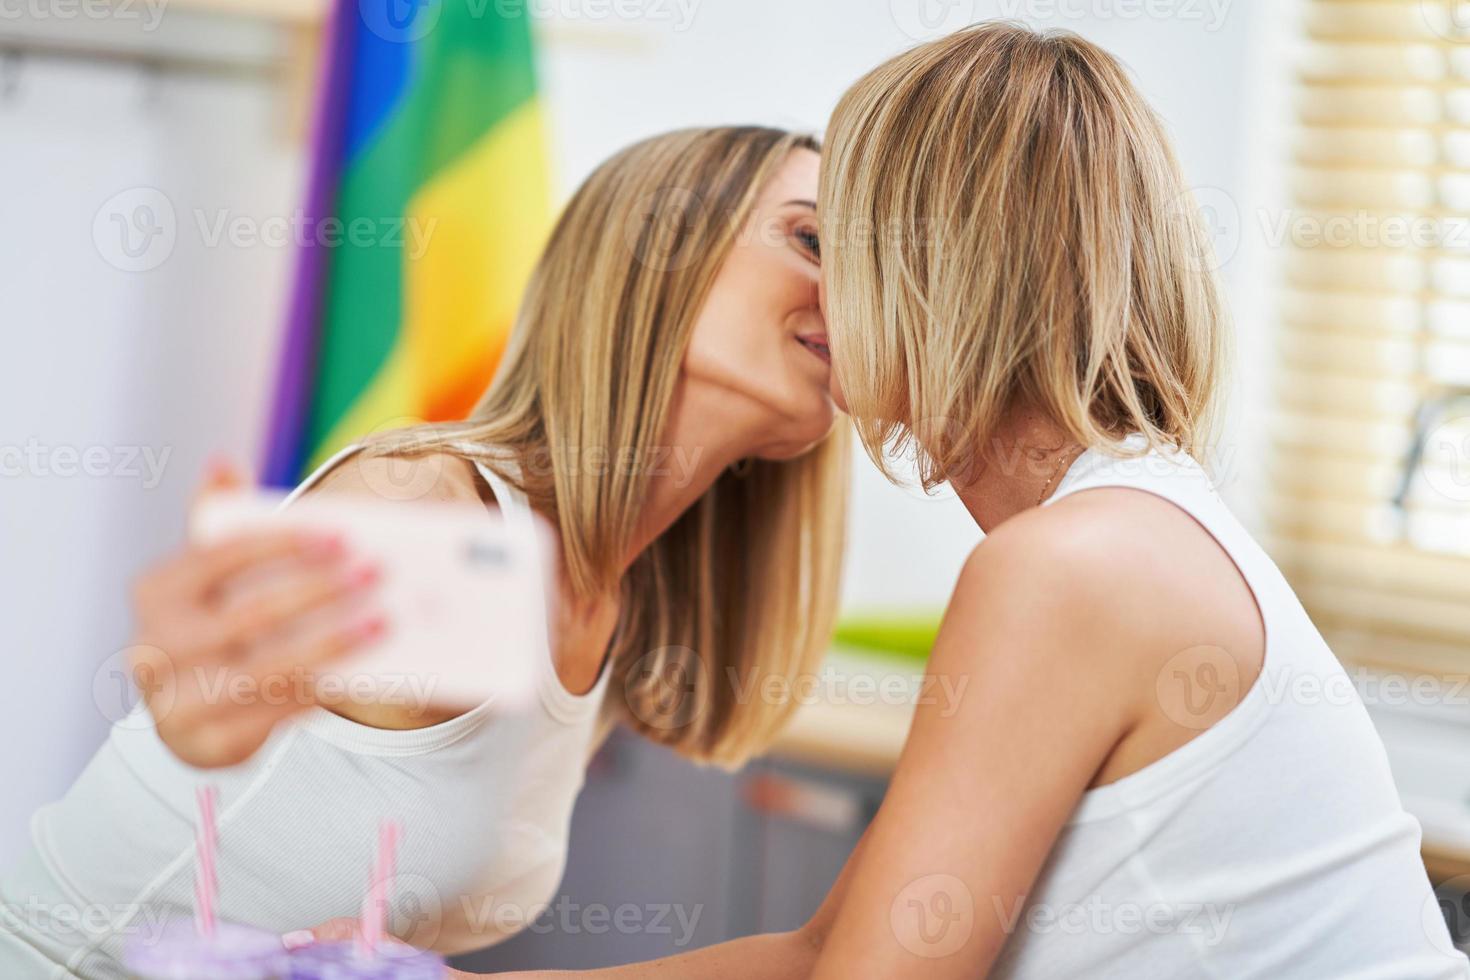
[191,488,555,711]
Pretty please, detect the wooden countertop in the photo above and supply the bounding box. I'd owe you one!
[768,649,918,778]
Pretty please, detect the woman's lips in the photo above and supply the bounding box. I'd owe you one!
[795,333,831,365]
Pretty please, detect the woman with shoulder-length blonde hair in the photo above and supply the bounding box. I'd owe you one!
[1,126,850,978]
[480,22,1468,980]
[357,125,849,761]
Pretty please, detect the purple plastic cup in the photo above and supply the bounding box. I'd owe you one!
[125,918,290,979]
[288,942,445,979]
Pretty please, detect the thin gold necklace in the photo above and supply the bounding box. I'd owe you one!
[1036,444,1085,507]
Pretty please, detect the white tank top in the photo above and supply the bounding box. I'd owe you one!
[992,439,1468,978]
[0,446,613,979]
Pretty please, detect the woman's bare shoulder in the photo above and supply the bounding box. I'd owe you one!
[304,449,496,511]
[945,499,1151,666]
[951,487,1263,703]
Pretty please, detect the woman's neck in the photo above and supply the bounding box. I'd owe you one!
[619,384,770,570]
[950,410,1081,534]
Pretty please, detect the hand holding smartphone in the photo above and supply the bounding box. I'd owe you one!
[190,488,552,714]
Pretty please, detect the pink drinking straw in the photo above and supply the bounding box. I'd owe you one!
[193,786,219,939]
[357,820,401,959]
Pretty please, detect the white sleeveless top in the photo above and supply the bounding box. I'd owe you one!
[0,446,613,979]
[992,439,1468,978]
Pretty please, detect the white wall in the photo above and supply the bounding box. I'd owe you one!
[0,27,303,861]
[0,0,1278,862]
[532,0,1277,609]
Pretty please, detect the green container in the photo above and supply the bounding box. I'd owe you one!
[833,613,943,662]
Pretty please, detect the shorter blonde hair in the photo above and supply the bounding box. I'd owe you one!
[820,22,1227,487]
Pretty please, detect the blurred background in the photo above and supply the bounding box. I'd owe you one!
[2,0,1469,967]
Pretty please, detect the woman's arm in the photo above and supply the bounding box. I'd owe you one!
[314,834,871,980]
[444,508,1149,979]
[315,501,1179,978]
[137,449,504,766]
[468,932,816,980]
[806,504,1156,978]
[130,460,386,768]
[465,504,1145,978]
[503,835,868,978]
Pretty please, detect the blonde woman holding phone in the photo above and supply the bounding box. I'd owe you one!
[0,127,850,978]
[465,23,1467,980]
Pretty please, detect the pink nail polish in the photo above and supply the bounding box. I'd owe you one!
[346,564,380,589]
[354,615,388,641]
[303,534,345,559]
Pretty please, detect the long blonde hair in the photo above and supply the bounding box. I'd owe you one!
[820,22,1227,488]
[368,127,850,768]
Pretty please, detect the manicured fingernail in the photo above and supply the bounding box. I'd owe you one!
[345,564,380,589]
[353,614,388,641]
[302,534,345,559]
[281,930,315,951]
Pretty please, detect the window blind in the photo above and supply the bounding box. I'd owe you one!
[1268,0,1470,674]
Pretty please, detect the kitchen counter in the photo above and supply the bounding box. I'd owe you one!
[773,650,1470,877]
[770,649,918,778]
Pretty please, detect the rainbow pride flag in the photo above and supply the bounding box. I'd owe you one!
[263,0,552,486]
